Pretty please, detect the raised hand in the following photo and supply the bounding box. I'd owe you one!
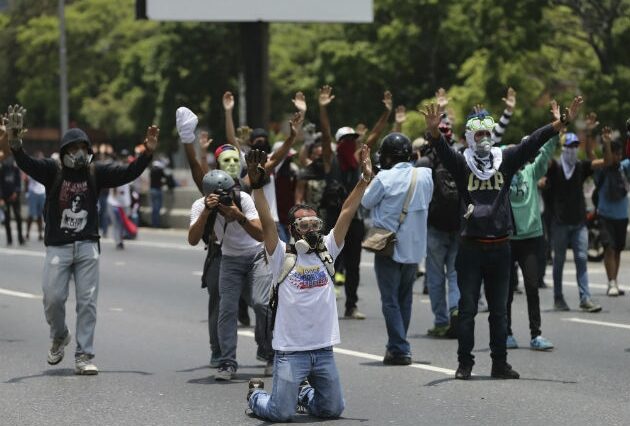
[435,88,450,110]
[601,126,613,144]
[199,131,213,151]
[245,149,268,190]
[237,126,252,142]
[355,123,368,137]
[473,103,485,115]
[319,85,335,107]
[292,91,307,113]
[360,144,373,180]
[395,105,407,124]
[382,91,393,112]
[222,91,235,111]
[550,99,561,122]
[502,87,517,111]
[564,96,584,124]
[585,112,600,132]
[144,125,160,153]
[420,103,441,137]
[289,112,303,138]
[6,104,27,150]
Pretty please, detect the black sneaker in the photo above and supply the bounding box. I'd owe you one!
[215,363,236,381]
[455,363,472,380]
[554,297,570,311]
[383,351,412,366]
[491,362,520,379]
[446,309,459,339]
[247,378,264,402]
[296,379,310,414]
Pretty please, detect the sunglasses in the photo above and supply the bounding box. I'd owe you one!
[293,216,324,233]
[467,117,495,132]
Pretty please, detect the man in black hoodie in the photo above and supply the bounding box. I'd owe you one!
[421,96,582,380]
[5,104,158,375]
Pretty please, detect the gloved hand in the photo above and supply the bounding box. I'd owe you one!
[5,104,27,150]
[176,107,198,144]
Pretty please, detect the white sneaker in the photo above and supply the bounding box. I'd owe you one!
[607,280,619,297]
[47,333,71,365]
[75,354,99,375]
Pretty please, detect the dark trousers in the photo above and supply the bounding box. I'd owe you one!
[508,237,543,339]
[456,240,511,366]
[2,198,24,244]
[338,218,364,313]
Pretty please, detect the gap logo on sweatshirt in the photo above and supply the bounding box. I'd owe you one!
[467,172,505,192]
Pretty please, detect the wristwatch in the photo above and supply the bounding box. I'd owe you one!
[237,216,247,225]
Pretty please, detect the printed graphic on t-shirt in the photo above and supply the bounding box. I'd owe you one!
[59,180,89,234]
[467,171,504,191]
[288,265,329,290]
[510,174,529,199]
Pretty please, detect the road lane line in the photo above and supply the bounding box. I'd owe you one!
[0,247,45,258]
[563,318,630,330]
[237,330,455,376]
[563,280,629,292]
[0,288,43,299]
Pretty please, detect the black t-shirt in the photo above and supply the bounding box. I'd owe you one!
[547,159,592,226]
[13,148,151,246]
[430,124,557,239]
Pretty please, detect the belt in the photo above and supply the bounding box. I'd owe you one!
[464,236,510,244]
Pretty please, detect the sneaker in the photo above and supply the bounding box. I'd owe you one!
[491,361,520,379]
[554,297,570,311]
[579,299,602,313]
[47,333,71,365]
[296,379,311,414]
[210,351,222,368]
[116,242,124,250]
[427,325,450,338]
[538,280,548,289]
[247,378,264,402]
[506,335,518,349]
[383,351,412,366]
[334,272,346,285]
[607,281,619,297]
[214,364,236,381]
[619,288,626,296]
[455,363,472,380]
[530,336,554,351]
[344,308,366,320]
[264,360,273,377]
[75,354,99,375]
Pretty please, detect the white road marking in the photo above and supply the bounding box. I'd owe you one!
[563,280,629,292]
[109,308,124,312]
[563,317,630,330]
[192,271,203,276]
[115,261,126,266]
[0,288,43,300]
[0,247,45,258]
[237,330,455,376]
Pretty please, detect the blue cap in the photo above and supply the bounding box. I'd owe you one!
[564,132,579,146]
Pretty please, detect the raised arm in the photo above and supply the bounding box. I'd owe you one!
[583,112,600,161]
[97,126,157,188]
[393,105,406,133]
[531,135,559,181]
[492,87,516,145]
[318,85,335,168]
[421,103,465,178]
[188,196,217,246]
[333,144,373,247]
[223,91,240,150]
[246,150,279,254]
[363,91,393,150]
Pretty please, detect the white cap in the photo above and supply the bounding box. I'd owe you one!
[412,137,428,150]
[335,126,359,142]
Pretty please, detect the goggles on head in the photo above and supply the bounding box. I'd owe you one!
[466,116,495,133]
[293,216,324,233]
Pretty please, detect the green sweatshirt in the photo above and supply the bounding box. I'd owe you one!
[509,136,558,240]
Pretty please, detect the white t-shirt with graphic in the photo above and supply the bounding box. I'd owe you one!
[267,230,343,351]
[189,192,262,257]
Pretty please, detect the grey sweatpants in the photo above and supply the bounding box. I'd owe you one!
[42,241,100,358]
[217,250,273,368]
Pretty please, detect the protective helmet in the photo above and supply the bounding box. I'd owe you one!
[202,169,235,196]
[60,128,92,154]
[378,133,412,169]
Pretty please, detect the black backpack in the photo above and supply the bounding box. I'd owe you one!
[427,151,460,232]
[605,166,629,202]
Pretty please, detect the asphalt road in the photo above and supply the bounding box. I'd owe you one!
[1,226,630,425]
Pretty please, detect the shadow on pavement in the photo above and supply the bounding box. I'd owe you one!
[188,372,262,385]
[177,364,262,373]
[6,368,152,383]
[359,360,433,367]
[424,376,578,387]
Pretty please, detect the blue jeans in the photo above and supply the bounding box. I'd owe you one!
[150,188,162,227]
[426,227,460,326]
[551,222,591,303]
[249,347,344,422]
[374,254,417,356]
[456,240,511,366]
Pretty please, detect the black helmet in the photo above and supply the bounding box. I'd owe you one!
[202,170,235,196]
[378,132,412,169]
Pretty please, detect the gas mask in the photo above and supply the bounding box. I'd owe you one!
[217,150,241,180]
[63,149,92,169]
[475,135,493,158]
[292,216,324,255]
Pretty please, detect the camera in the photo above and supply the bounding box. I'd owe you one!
[215,189,233,206]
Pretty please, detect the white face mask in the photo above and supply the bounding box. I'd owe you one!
[63,149,92,169]
[475,136,493,158]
